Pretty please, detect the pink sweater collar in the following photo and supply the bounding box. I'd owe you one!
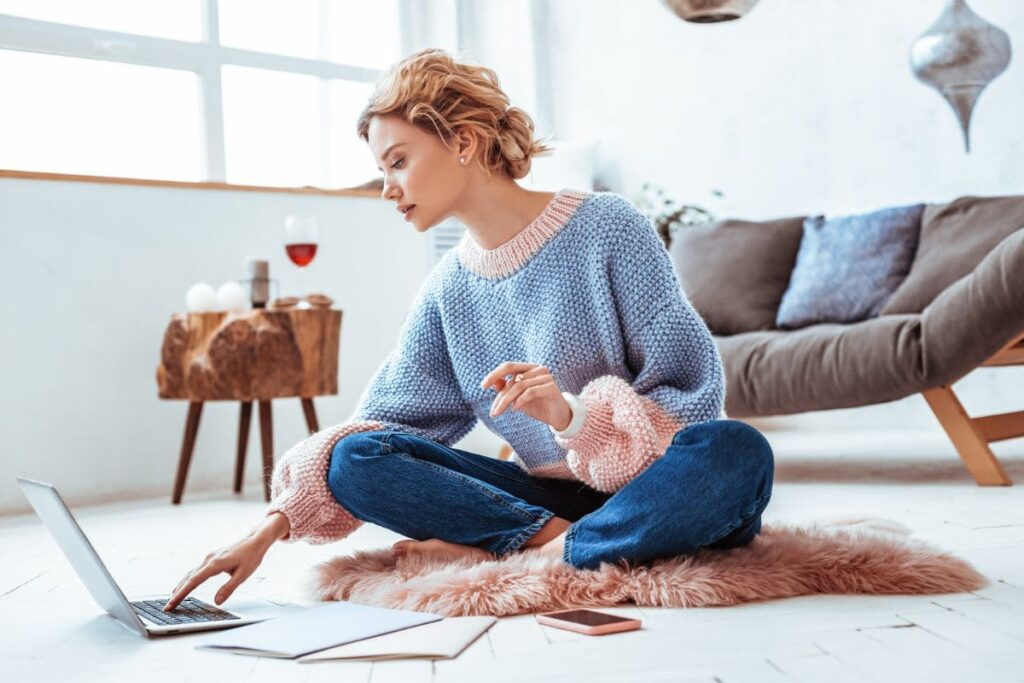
[456,188,590,280]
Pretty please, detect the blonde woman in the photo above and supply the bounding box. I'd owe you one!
[165,48,773,612]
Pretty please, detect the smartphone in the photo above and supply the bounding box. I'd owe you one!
[535,609,642,636]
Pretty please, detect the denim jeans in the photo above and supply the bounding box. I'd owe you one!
[326,419,774,570]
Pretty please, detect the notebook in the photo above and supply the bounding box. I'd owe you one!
[297,616,497,662]
[194,601,441,658]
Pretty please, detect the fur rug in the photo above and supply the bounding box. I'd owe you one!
[304,518,987,617]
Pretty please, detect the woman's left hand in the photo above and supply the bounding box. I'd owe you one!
[481,362,572,431]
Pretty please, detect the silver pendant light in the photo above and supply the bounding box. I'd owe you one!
[909,0,1012,152]
[662,0,760,24]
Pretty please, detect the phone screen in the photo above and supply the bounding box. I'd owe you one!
[545,609,634,626]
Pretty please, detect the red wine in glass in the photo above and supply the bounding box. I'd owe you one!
[284,215,319,301]
[286,242,318,267]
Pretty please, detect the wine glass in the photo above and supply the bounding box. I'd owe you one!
[284,215,319,304]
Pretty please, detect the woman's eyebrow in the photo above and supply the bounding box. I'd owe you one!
[376,142,407,170]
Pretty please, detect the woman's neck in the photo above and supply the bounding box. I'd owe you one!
[453,179,557,251]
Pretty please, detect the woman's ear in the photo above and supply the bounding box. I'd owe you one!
[455,127,480,164]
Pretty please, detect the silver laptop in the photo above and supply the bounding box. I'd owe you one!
[18,477,292,637]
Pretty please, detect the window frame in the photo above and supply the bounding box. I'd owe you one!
[0,0,409,195]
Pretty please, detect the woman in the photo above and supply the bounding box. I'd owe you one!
[165,48,773,612]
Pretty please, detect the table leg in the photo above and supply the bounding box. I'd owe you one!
[258,400,274,503]
[301,397,320,434]
[172,401,204,505]
[234,401,253,494]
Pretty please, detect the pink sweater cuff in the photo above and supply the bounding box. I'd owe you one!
[266,420,385,545]
[554,375,682,493]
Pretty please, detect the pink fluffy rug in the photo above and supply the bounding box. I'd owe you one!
[304,518,986,617]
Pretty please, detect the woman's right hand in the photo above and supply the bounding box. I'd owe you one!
[163,512,290,612]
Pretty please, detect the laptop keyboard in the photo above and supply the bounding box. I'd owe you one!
[131,597,240,626]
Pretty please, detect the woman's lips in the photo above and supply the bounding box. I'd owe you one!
[404,206,416,221]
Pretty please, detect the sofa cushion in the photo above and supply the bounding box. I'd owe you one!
[721,230,1024,418]
[717,315,924,417]
[669,216,805,335]
[921,230,1024,380]
[775,204,924,329]
[880,195,1024,314]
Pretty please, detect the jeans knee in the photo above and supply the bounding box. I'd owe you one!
[729,419,772,458]
[727,421,774,500]
[717,419,773,477]
[327,431,389,498]
[674,420,774,493]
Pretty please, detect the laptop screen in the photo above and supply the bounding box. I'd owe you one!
[17,478,145,635]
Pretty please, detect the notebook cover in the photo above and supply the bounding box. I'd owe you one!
[194,602,441,658]
[297,616,497,662]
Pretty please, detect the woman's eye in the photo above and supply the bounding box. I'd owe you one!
[391,158,404,169]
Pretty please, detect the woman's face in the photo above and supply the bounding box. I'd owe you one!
[367,114,472,232]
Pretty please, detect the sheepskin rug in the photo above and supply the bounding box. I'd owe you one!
[304,518,986,617]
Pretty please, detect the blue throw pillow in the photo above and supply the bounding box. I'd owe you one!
[775,203,925,329]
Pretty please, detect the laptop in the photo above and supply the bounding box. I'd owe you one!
[17,477,294,638]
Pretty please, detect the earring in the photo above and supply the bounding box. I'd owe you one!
[459,157,466,165]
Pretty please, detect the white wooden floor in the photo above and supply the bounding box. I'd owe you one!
[3,432,1024,683]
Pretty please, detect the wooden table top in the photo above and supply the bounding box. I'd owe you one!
[157,308,342,401]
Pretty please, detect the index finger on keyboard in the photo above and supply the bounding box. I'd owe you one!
[164,566,217,611]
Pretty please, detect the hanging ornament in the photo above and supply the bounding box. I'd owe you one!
[909,0,1012,152]
[662,0,760,24]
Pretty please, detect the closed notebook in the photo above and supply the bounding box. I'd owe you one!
[194,601,441,659]
[298,616,497,662]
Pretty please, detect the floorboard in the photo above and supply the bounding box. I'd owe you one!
[4,436,1023,682]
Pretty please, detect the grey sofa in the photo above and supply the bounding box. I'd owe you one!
[669,195,1024,486]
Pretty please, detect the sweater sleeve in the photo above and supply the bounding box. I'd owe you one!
[267,277,476,543]
[554,198,726,493]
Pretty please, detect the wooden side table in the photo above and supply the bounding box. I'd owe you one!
[156,308,342,504]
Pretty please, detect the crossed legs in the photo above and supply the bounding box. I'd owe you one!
[327,420,774,569]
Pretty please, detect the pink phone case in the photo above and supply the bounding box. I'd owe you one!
[536,609,642,636]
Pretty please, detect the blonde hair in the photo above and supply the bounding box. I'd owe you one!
[356,48,553,180]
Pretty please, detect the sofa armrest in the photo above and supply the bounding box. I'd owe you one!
[921,229,1024,384]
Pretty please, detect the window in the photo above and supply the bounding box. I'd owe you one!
[324,1,401,70]
[222,66,321,187]
[328,79,377,188]
[0,0,201,41]
[218,0,402,69]
[0,0,405,190]
[219,0,320,61]
[0,49,202,181]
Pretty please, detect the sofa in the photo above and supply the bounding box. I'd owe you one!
[669,195,1024,486]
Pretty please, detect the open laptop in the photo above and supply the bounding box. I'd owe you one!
[18,477,294,637]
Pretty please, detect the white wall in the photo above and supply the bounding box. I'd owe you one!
[0,178,444,514]
[534,0,1023,216]
[480,0,1024,453]
[0,149,586,515]
[4,1,1024,514]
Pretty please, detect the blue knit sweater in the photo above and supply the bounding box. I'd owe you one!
[352,188,725,481]
[268,188,727,542]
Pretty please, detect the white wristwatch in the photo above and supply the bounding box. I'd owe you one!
[550,392,588,439]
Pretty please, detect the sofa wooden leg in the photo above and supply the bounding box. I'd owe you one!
[922,386,1012,486]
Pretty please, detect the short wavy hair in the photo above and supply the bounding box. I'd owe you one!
[357,48,553,180]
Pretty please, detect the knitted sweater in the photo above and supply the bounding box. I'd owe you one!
[267,188,726,543]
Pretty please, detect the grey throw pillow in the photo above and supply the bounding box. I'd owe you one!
[880,195,1024,314]
[775,204,925,329]
[670,216,806,336]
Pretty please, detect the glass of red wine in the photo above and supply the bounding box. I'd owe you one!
[285,215,319,304]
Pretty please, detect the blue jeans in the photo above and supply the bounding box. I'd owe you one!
[326,419,774,570]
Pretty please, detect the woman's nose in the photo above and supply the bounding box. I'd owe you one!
[381,178,400,202]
